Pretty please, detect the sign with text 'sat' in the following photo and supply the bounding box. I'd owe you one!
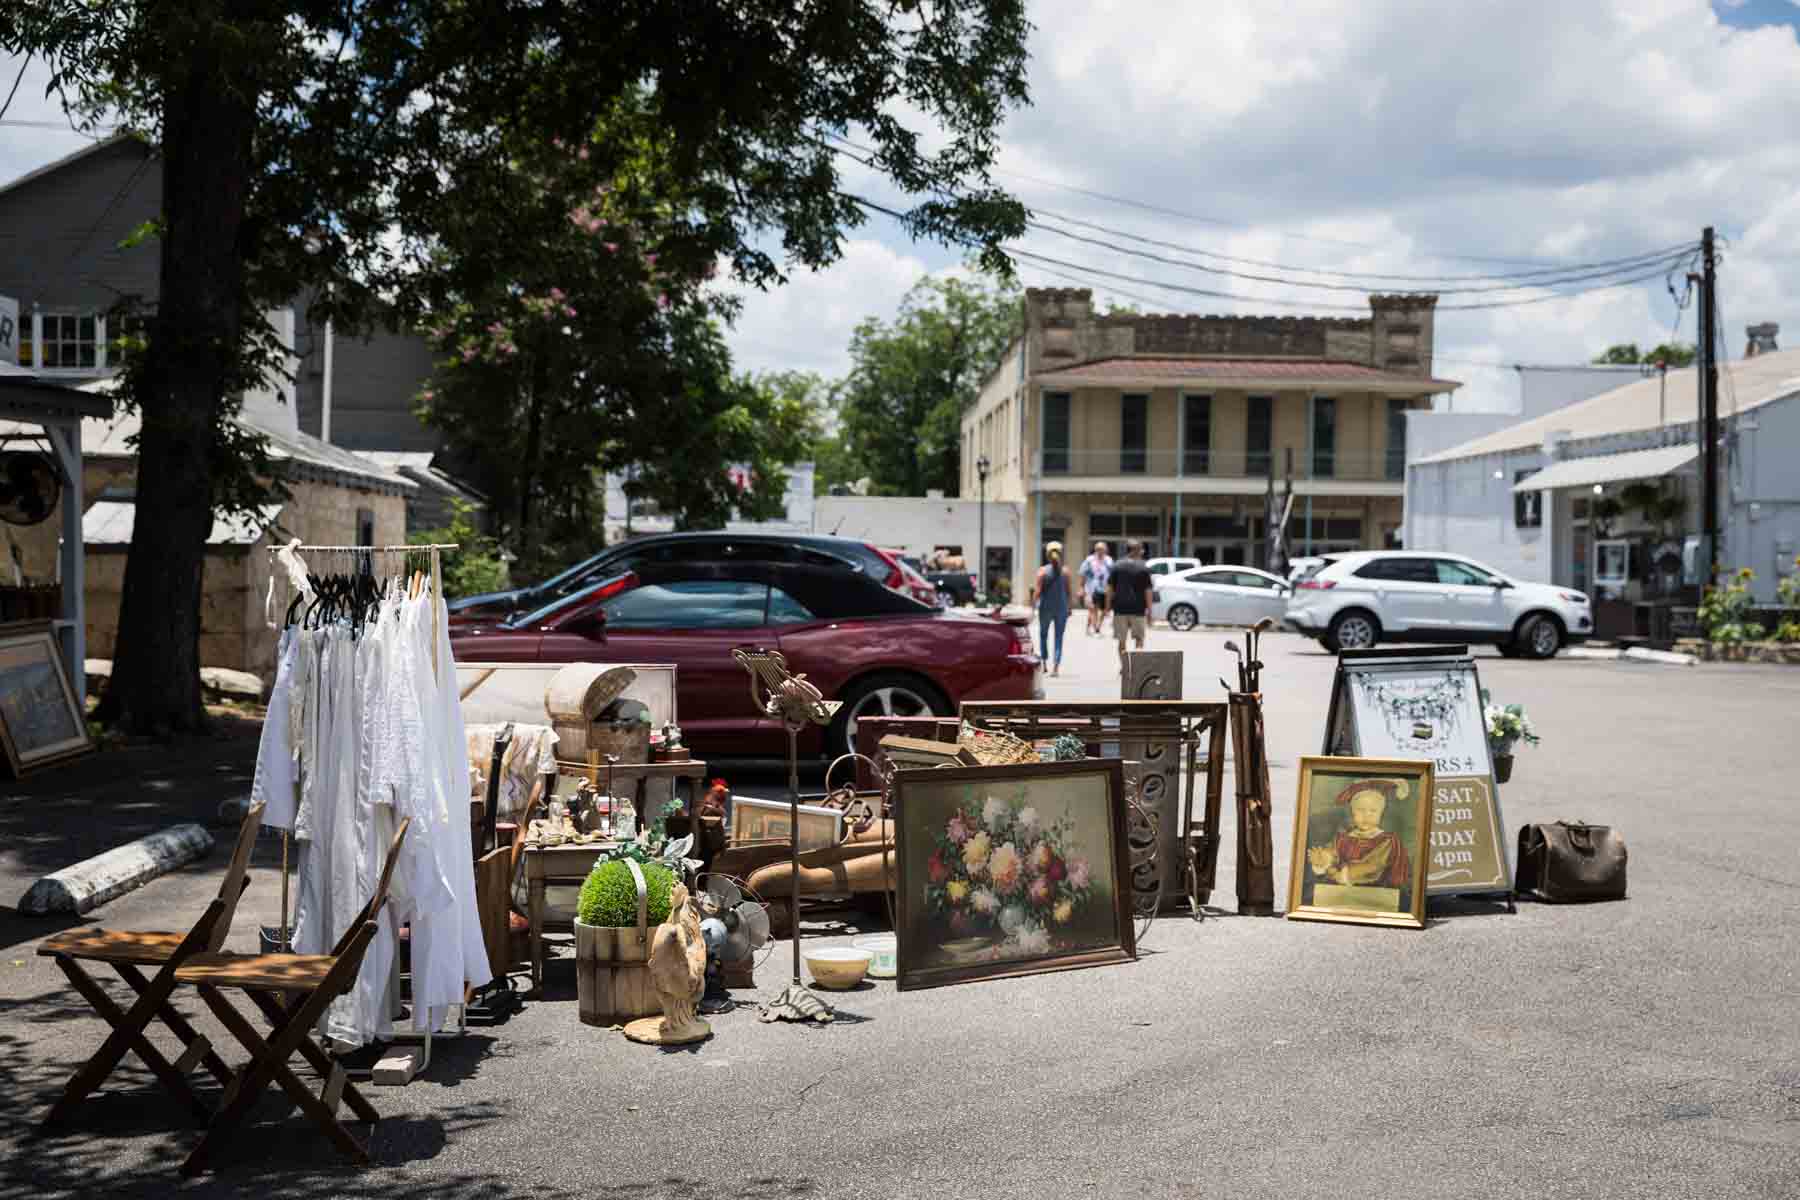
[1323,647,1511,899]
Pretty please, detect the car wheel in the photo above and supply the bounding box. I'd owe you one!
[1516,614,1562,660]
[935,589,954,609]
[829,672,951,760]
[1324,610,1380,653]
[1167,603,1198,632]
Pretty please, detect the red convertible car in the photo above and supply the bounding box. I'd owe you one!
[449,558,1041,760]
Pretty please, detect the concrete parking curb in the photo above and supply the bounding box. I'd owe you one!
[17,823,215,916]
[1563,646,1697,666]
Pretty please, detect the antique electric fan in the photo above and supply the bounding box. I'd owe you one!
[731,646,841,1023]
[695,875,771,1014]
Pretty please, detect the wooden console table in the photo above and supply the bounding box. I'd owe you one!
[525,758,710,990]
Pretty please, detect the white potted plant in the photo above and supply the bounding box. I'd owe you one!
[1483,697,1538,784]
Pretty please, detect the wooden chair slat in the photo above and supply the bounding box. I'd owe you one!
[175,952,338,992]
[178,820,411,1176]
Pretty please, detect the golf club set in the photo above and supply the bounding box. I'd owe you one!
[1221,616,1277,694]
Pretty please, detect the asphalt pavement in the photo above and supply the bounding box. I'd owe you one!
[2,626,1797,1199]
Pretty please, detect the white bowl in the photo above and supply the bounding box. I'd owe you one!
[805,946,874,990]
[853,933,897,979]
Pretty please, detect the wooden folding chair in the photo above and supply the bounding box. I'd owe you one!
[36,800,267,1129]
[173,817,411,1175]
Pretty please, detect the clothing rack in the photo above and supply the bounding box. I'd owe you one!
[264,540,462,1085]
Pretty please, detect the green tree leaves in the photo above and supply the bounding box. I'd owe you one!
[829,273,1020,496]
[1592,342,1697,367]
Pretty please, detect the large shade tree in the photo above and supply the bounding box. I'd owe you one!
[413,121,814,577]
[1,1,1031,734]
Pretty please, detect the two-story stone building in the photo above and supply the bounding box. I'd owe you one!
[963,288,1460,599]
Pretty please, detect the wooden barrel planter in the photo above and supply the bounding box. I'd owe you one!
[575,919,657,1026]
[574,853,660,1028]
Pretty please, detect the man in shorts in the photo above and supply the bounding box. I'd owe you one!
[1107,540,1155,660]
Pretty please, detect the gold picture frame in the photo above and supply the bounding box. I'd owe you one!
[0,623,94,776]
[1286,756,1433,929]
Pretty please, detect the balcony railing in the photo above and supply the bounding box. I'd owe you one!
[1034,448,1406,482]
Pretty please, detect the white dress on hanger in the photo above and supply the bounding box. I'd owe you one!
[291,625,390,1044]
[251,628,301,831]
[401,588,492,1023]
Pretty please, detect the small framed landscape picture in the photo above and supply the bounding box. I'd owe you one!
[1286,756,1433,929]
[0,624,93,776]
[728,795,843,851]
[893,759,1135,991]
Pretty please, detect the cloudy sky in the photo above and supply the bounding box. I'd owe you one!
[718,0,1800,412]
[2,1,1796,413]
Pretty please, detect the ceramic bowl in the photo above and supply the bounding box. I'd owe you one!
[805,946,874,990]
[853,933,897,979]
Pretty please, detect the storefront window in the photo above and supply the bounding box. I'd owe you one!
[1120,394,1147,474]
[1246,395,1273,476]
[1042,392,1070,474]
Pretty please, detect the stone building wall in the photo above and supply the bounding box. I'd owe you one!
[1019,287,1439,378]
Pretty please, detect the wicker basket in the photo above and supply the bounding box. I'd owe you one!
[958,725,1039,766]
[584,720,651,766]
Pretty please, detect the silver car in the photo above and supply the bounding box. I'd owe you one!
[1152,565,1292,631]
[1284,550,1593,657]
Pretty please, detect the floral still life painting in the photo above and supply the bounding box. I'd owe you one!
[894,760,1135,990]
[1286,756,1433,929]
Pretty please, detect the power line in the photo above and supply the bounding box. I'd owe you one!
[842,190,1687,320]
[844,190,1698,317]
[1025,212,1697,298]
[818,129,1661,271]
[1026,206,1700,288]
[1007,240,1689,314]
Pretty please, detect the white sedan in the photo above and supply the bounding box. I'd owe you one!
[1153,565,1293,631]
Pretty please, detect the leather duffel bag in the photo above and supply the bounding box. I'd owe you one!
[1515,821,1627,902]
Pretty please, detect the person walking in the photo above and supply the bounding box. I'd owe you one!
[1031,541,1075,676]
[1080,541,1113,636]
[1106,540,1155,662]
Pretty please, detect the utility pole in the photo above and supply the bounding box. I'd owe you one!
[1699,226,1719,585]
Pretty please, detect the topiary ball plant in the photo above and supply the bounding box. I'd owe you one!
[576,858,675,928]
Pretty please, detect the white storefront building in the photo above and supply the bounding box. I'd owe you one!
[1405,340,1800,612]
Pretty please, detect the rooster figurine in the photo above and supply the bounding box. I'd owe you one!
[622,883,712,1045]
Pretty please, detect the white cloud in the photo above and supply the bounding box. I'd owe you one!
[717,237,937,378]
[725,0,1800,397]
[0,55,102,184]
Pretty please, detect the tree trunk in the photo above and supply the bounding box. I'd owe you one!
[518,366,547,569]
[97,52,258,735]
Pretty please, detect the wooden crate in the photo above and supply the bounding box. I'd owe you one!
[575,920,658,1026]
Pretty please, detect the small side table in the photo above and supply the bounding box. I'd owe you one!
[525,759,710,992]
[523,842,613,994]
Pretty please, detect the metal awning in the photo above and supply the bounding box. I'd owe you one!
[1512,444,1698,492]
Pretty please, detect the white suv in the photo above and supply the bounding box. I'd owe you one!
[1285,551,1593,658]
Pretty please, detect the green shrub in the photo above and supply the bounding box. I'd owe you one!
[411,499,507,600]
[1698,567,1763,644]
[576,859,674,928]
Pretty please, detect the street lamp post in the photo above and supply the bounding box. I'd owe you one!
[976,455,991,602]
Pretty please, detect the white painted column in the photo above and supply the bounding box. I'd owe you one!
[320,317,335,443]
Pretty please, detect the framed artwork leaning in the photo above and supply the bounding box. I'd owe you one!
[1286,756,1433,929]
[0,623,93,776]
[728,795,843,851]
[894,759,1135,991]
